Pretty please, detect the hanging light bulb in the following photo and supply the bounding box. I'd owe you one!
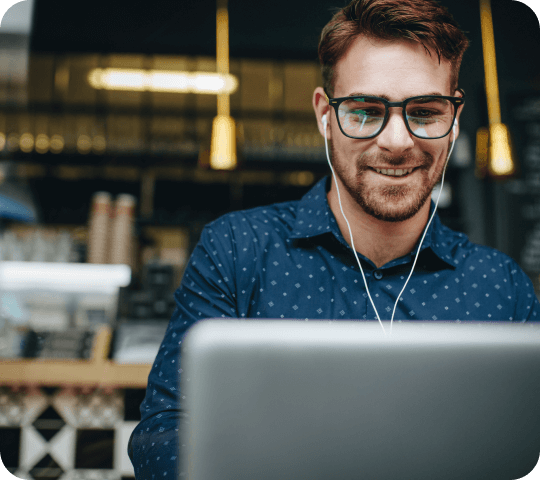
[210,115,236,170]
[488,123,515,176]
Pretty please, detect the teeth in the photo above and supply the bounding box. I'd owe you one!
[374,168,413,177]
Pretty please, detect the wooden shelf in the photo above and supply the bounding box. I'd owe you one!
[0,326,152,388]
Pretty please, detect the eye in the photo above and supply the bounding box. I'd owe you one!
[350,108,384,117]
[407,98,451,118]
[409,108,438,118]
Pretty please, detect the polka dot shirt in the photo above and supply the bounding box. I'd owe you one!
[128,176,540,478]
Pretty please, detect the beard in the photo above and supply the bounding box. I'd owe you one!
[329,139,448,223]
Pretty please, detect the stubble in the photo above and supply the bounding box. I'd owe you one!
[329,140,449,223]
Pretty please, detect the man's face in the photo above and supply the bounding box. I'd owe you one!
[315,36,463,223]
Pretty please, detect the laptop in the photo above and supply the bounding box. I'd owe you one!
[180,320,540,480]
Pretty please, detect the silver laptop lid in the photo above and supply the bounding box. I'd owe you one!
[180,320,540,480]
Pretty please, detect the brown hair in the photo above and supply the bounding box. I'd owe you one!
[318,0,470,96]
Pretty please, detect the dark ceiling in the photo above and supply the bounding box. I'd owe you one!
[30,0,338,60]
[29,0,539,64]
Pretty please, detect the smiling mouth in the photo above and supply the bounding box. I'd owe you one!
[372,167,417,177]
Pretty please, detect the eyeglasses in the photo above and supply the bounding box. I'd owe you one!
[326,88,465,140]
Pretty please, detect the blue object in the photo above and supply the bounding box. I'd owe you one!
[129,176,540,479]
[0,193,36,222]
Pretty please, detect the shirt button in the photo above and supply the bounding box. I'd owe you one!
[374,270,383,280]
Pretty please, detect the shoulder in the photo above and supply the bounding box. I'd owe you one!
[436,222,535,288]
[453,234,524,276]
[446,228,536,296]
[436,222,518,269]
[440,227,539,321]
[203,199,301,238]
[200,176,329,240]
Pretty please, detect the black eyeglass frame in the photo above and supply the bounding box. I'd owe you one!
[325,88,466,140]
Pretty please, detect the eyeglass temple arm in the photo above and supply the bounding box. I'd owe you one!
[323,88,331,102]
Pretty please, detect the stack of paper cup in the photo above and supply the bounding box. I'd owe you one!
[110,194,136,265]
[87,192,112,264]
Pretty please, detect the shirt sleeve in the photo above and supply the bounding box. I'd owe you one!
[510,261,540,322]
[128,222,239,479]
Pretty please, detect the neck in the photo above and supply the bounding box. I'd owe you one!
[327,182,432,269]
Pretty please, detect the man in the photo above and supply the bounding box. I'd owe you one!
[129,0,540,477]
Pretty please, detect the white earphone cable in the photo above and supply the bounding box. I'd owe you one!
[322,114,457,335]
[324,119,386,334]
[389,127,456,333]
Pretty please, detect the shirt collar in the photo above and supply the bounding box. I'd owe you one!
[289,175,455,269]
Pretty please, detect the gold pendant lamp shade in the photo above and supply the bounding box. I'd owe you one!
[477,0,516,178]
[211,115,236,170]
[210,0,237,170]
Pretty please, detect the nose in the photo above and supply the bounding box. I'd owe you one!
[375,108,414,154]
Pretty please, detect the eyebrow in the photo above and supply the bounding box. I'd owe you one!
[347,92,444,100]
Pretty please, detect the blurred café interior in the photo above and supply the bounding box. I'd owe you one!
[0,0,539,478]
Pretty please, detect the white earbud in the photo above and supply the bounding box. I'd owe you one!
[322,114,328,129]
[452,119,458,142]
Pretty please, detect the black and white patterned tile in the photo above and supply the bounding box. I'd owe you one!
[0,386,142,480]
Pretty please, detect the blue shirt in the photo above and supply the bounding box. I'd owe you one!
[128,176,540,479]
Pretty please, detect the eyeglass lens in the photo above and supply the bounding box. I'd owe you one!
[337,97,455,139]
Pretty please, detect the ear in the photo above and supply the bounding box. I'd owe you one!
[313,86,332,140]
[452,89,465,140]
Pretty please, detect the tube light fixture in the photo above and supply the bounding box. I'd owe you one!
[88,68,239,95]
